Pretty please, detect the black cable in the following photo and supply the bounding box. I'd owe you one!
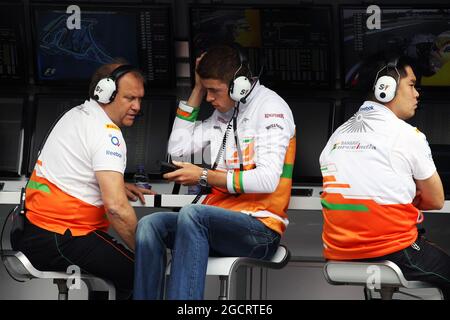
[232,105,244,171]
[191,107,238,204]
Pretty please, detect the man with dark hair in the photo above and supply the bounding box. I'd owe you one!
[134,44,296,299]
[320,55,450,299]
[12,62,152,299]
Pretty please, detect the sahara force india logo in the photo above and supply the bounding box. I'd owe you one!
[332,140,376,151]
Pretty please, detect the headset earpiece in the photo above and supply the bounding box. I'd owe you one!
[93,64,135,104]
[229,76,252,102]
[373,58,400,103]
[374,75,397,103]
[229,45,252,103]
[94,78,116,104]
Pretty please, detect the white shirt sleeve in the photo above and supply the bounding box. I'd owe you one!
[227,97,295,193]
[392,126,436,180]
[91,126,127,174]
[168,101,212,159]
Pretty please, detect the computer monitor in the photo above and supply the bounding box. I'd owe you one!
[190,5,333,90]
[338,98,364,128]
[285,98,335,185]
[409,100,450,145]
[29,95,176,178]
[0,96,25,177]
[0,2,27,84]
[341,6,450,88]
[121,96,176,177]
[32,3,174,87]
[28,94,85,174]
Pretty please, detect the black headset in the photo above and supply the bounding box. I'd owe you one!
[93,65,136,104]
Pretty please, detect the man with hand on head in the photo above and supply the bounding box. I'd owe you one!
[320,54,449,299]
[12,62,154,299]
[134,44,296,300]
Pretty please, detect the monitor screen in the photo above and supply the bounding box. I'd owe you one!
[285,98,334,184]
[121,96,175,177]
[32,3,174,87]
[29,95,176,177]
[409,100,450,145]
[341,6,450,88]
[0,96,25,176]
[0,3,27,83]
[190,5,333,90]
[339,98,363,127]
[28,94,85,174]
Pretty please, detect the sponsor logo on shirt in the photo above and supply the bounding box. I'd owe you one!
[217,116,228,124]
[331,140,377,151]
[106,123,120,131]
[213,125,222,132]
[106,150,122,158]
[266,123,284,131]
[359,106,374,112]
[110,135,120,147]
[339,110,382,133]
[264,113,284,119]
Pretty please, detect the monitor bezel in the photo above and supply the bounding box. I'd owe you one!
[0,2,28,85]
[282,96,335,186]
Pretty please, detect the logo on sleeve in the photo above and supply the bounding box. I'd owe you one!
[110,135,120,147]
[106,123,120,131]
[106,150,122,158]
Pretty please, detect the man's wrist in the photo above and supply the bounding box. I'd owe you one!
[198,168,209,187]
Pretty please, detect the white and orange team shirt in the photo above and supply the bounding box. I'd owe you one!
[319,101,436,260]
[168,83,296,235]
[26,99,127,236]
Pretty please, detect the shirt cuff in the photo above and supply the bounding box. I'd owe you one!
[227,170,244,194]
[176,101,200,122]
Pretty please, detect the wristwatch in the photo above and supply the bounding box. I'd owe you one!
[198,168,209,187]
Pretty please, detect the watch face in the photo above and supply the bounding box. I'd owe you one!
[199,169,208,187]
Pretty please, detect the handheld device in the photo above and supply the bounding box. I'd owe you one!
[159,161,180,174]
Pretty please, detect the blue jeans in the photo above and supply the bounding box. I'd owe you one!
[133,204,281,300]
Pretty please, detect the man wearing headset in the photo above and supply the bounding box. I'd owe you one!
[320,54,449,299]
[11,62,152,299]
[134,44,296,299]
